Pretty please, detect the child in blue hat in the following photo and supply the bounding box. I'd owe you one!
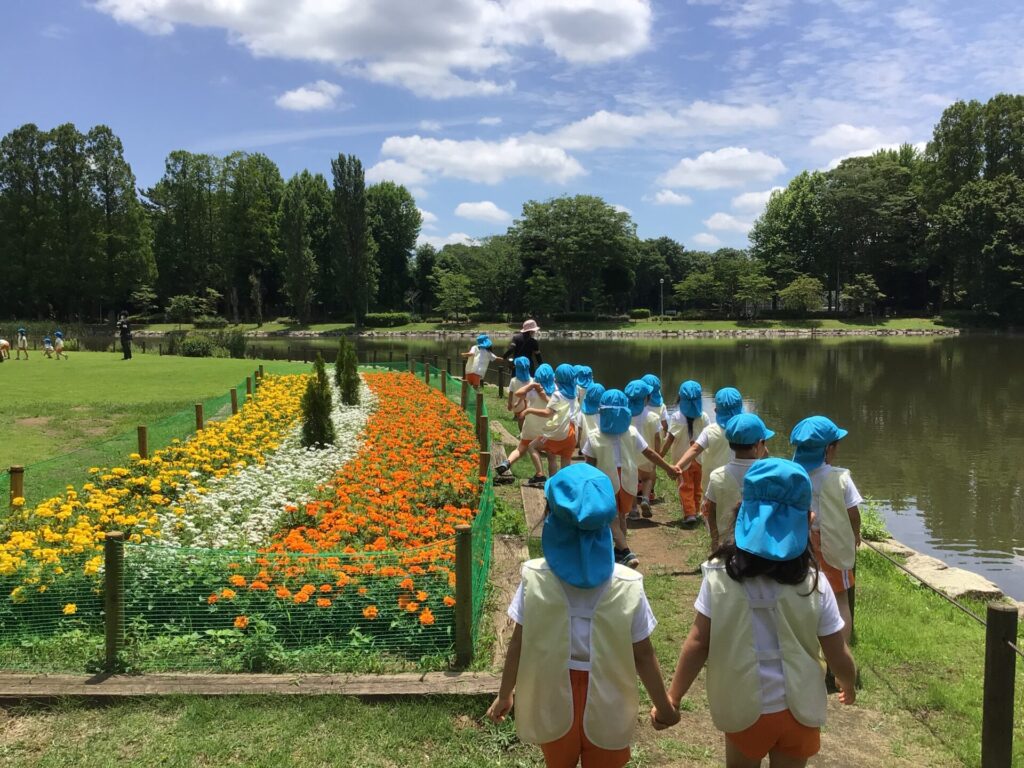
[507,356,533,429]
[790,416,863,644]
[43,335,55,358]
[496,363,552,485]
[582,389,680,568]
[673,387,744,514]
[15,327,29,360]
[0,334,9,361]
[462,333,498,389]
[487,463,678,765]
[521,364,581,476]
[625,379,661,520]
[640,373,669,433]
[661,380,710,527]
[659,458,857,766]
[577,382,605,449]
[53,330,67,360]
[705,413,774,550]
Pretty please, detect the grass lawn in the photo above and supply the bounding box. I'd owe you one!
[0,352,309,502]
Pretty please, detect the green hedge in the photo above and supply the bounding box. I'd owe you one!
[363,312,411,328]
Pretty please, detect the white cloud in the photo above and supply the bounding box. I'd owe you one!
[381,135,585,184]
[704,212,753,233]
[418,208,438,228]
[365,159,428,187]
[646,189,694,206]
[731,187,783,214]
[659,147,785,190]
[417,232,478,249]
[94,0,652,98]
[455,201,512,223]
[612,203,633,216]
[418,120,443,132]
[41,24,71,39]
[540,101,779,151]
[691,233,723,248]
[711,0,792,34]
[810,123,887,152]
[275,80,343,111]
[478,116,503,125]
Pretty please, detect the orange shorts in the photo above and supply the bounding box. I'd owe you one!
[811,529,855,593]
[726,709,820,761]
[615,469,635,517]
[466,373,482,387]
[540,425,577,461]
[540,669,631,768]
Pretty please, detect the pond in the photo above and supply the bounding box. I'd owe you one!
[90,331,1024,599]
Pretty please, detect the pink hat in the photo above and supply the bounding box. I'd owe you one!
[520,319,540,333]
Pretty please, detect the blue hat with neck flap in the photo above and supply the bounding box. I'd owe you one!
[534,363,555,396]
[624,379,652,417]
[734,458,812,562]
[542,463,618,588]
[641,374,664,407]
[582,383,606,416]
[575,365,594,389]
[599,389,632,435]
[789,415,849,472]
[714,387,743,424]
[678,380,703,420]
[513,356,531,382]
[555,364,577,399]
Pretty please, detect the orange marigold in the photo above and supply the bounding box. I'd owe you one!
[316,598,332,608]
[443,595,456,607]
[228,574,247,588]
[416,590,428,602]
[293,592,310,604]
[363,605,379,619]
[419,607,435,626]
[249,580,269,591]
[234,616,249,630]
[207,593,219,605]
[405,601,420,613]
[220,588,237,600]
[275,586,292,599]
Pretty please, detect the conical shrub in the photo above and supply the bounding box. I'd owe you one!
[338,337,361,406]
[301,353,335,448]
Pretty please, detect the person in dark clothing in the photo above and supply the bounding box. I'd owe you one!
[504,319,543,374]
[116,311,132,360]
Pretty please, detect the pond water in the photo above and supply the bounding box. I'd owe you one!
[91,332,1024,599]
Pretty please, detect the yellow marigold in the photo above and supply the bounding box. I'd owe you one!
[63,603,77,615]
[11,497,25,508]
[362,605,379,619]
[234,615,249,630]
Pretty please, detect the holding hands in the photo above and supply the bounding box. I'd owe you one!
[649,703,681,730]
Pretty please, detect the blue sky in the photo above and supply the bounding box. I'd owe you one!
[2,0,1022,250]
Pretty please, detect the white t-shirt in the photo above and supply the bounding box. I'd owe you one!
[467,345,498,376]
[704,458,756,504]
[809,464,863,531]
[509,376,529,413]
[581,430,649,467]
[519,387,547,441]
[695,572,844,714]
[509,570,658,671]
[542,391,575,441]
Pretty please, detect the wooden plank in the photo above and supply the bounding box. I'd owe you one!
[490,421,519,448]
[520,485,547,537]
[490,535,529,668]
[0,671,500,699]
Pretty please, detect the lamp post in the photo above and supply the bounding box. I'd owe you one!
[659,277,665,321]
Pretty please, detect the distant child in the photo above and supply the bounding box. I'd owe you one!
[626,379,661,519]
[54,330,68,360]
[507,356,533,428]
[673,387,744,499]
[661,381,710,527]
[495,363,552,486]
[705,414,773,550]
[0,335,9,361]
[577,382,605,449]
[790,416,863,644]
[582,388,680,568]
[462,333,498,389]
[487,462,680,767]
[657,458,857,767]
[43,336,55,358]
[16,328,29,360]
[524,364,580,476]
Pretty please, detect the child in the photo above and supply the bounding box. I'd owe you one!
[462,333,497,389]
[487,463,679,767]
[705,413,773,551]
[54,330,67,360]
[495,364,552,486]
[0,335,9,361]
[582,389,680,568]
[524,363,580,477]
[16,328,29,360]
[790,416,863,644]
[673,387,743,497]
[626,379,661,520]
[577,383,605,449]
[641,373,669,433]
[575,365,594,408]
[43,336,55,358]
[507,356,532,428]
[657,458,857,767]
[662,380,710,527]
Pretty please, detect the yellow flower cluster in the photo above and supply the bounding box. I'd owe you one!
[0,375,308,593]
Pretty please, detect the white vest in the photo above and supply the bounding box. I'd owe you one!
[669,412,710,463]
[544,394,574,441]
[515,559,643,749]
[815,468,857,570]
[637,410,662,471]
[703,561,827,732]
[588,428,641,495]
[578,412,599,447]
[701,423,732,492]
[707,466,742,539]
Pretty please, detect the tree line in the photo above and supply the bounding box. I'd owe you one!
[2,93,1022,326]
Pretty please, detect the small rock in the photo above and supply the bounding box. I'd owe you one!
[902,553,1005,601]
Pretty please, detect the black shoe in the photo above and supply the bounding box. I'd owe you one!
[615,548,640,568]
[495,462,511,476]
[526,474,547,487]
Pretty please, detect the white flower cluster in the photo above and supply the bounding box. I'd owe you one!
[156,376,375,549]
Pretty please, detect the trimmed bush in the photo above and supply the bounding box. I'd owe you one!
[335,337,361,406]
[301,353,336,448]
[363,312,411,328]
[194,315,229,329]
[210,329,248,359]
[629,308,652,319]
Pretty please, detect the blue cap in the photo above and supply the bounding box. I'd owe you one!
[624,379,652,417]
[542,463,617,588]
[725,413,775,445]
[476,333,492,350]
[789,416,849,472]
[735,458,812,562]
[714,387,743,423]
[44,336,51,342]
[599,389,632,435]
[18,327,25,334]
[575,365,594,389]
[513,356,531,382]
[55,331,63,338]
[677,380,703,419]
[555,363,577,399]
[642,374,663,407]
[582,383,606,416]
[534,363,555,396]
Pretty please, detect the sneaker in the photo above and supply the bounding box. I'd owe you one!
[628,505,641,521]
[615,548,640,569]
[640,498,653,518]
[526,474,548,487]
[495,462,511,476]
[681,515,699,529]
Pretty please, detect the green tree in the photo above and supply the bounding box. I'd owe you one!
[330,154,378,326]
[280,172,319,324]
[411,243,437,316]
[524,269,568,317]
[778,275,825,315]
[841,273,886,317]
[335,337,361,406]
[921,99,985,211]
[366,181,421,310]
[301,353,336,448]
[735,271,776,319]
[433,268,479,320]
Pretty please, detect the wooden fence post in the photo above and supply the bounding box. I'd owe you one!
[137,426,148,460]
[982,602,1018,767]
[230,388,238,415]
[104,531,125,672]
[478,415,489,451]
[446,357,452,376]
[441,370,448,396]
[246,376,253,395]
[454,524,473,668]
[478,451,491,480]
[259,364,265,379]
[497,366,505,399]
[9,466,25,506]
[424,360,431,386]
[409,355,416,374]
[460,378,469,411]
[194,403,204,431]
[475,391,484,426]
[158,343,162,356]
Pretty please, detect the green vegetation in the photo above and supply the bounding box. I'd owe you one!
[300,353,335,448]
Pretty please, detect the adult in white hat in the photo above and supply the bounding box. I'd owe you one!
[504,318,543,375]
